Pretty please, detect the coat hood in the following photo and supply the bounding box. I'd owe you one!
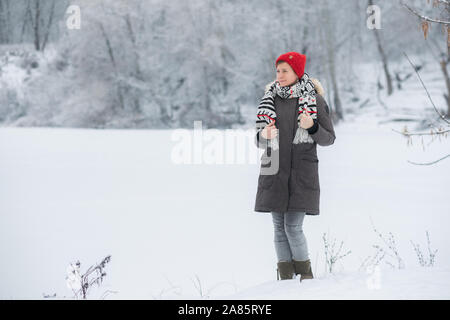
[265,78,325,96]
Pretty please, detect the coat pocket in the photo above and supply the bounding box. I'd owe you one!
[293,157,319,190]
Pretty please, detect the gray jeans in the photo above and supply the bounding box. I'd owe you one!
[271,211,309,262]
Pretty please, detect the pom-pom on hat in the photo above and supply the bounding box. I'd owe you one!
[275,52,307,79]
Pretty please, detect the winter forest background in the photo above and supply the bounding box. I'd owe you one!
[0,0,448,129]
[1,0,450,300]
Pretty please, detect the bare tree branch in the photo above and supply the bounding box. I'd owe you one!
[391,128,450,136]
[434,0,450,7]
[41,0,56,51]
[402,1,450,25]
[407,154,450,165]
[403,52,450,125]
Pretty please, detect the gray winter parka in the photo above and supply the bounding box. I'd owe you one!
[254,78,336,215]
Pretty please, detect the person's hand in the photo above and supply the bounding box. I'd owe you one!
[300,108,314,129]
[261,121,278,140]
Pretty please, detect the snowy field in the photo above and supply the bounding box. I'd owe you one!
[1,61,449,299]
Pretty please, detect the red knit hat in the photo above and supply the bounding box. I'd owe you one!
[275,52,307,79]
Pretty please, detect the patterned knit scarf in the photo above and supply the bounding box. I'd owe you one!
[256,72,317,150]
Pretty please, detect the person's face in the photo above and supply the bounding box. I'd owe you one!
[276,62,298,87]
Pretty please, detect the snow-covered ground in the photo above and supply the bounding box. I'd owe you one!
[1,60,449,299]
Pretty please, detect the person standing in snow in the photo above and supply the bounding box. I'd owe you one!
[254,52,336,281]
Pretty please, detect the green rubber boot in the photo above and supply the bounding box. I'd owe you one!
[293,259,314,282]
[276,261,295,280]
